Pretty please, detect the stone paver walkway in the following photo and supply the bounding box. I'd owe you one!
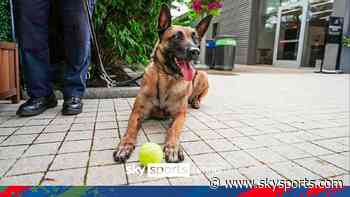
[0,73,349,186]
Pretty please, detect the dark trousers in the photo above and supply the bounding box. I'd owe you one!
[15,0,95,98]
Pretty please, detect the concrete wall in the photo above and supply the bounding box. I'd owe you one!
[200,0,257,65]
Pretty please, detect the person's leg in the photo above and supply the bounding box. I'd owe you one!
[61,0,94,98]
[60,0,95,115]
[15,0,53,97]
[15,0,57,116]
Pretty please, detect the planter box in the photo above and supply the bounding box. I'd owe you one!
[0,41,20,103]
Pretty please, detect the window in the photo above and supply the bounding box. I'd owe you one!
[256,0,336,65]
[256,0,282,64]
[212,23,219,39]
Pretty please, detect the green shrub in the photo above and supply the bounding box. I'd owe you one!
[173,11,197,27]
[93,0,172,70]
[0,0,12,42]
[344,36,350,48]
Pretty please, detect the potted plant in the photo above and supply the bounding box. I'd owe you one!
[343,36,350,48]
[191,0,223,18]
[341,35,350,72]
[0,0,20,103]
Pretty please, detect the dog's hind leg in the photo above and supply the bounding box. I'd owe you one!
[197,87,208,104]
[189,71,209,109]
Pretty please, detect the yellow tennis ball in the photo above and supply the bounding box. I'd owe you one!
[139,142,163,166]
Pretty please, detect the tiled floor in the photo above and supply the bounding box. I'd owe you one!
[0,73,349,186]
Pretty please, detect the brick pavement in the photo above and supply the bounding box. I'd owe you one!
[0,73,349,185]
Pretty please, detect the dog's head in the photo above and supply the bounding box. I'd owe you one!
[154,5,212,81]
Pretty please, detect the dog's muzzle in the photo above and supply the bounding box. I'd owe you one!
[186,47,200,60]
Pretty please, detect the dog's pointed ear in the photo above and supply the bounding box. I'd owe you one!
[158,4,172,35]
[196,15,213,40]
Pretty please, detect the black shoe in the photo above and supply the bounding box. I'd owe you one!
[62,97,83,115]
[16,94,57,117]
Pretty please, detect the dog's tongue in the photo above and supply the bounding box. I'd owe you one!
[177,61,194,81]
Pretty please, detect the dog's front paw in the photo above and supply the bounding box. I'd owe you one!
[164,144,185,163]
[190,99,200,109]
[113,142,135,163]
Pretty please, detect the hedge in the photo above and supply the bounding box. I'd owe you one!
[0,0,183,70]
[0,0,12,42]
[93,0,173,70]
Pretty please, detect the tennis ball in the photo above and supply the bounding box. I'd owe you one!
[139,142,163,166]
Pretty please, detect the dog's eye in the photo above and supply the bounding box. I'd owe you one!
[172,31,183,40]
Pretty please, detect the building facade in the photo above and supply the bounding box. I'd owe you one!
[200,0,349,72]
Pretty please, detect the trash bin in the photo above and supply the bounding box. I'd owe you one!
[214,35,237,70]
[205,39,216,68]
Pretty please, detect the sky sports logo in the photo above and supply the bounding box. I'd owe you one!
[126,163,191,177]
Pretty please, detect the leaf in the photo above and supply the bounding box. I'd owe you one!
[88,0,180,68]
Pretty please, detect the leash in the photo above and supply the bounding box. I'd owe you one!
[82,0,143,87]
[9,0,16,42]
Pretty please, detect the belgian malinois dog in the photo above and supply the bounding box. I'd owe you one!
[113,5,212,163]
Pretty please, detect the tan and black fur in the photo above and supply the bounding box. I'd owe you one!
[114,5,211,163]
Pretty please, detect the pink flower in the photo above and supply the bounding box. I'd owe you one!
[192,0,202,13]
[208,2,223,10]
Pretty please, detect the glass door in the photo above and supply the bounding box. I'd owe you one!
[273,0,308,67]
[303,0,334,67]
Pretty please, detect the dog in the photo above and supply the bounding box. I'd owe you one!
[113,5,212,163]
